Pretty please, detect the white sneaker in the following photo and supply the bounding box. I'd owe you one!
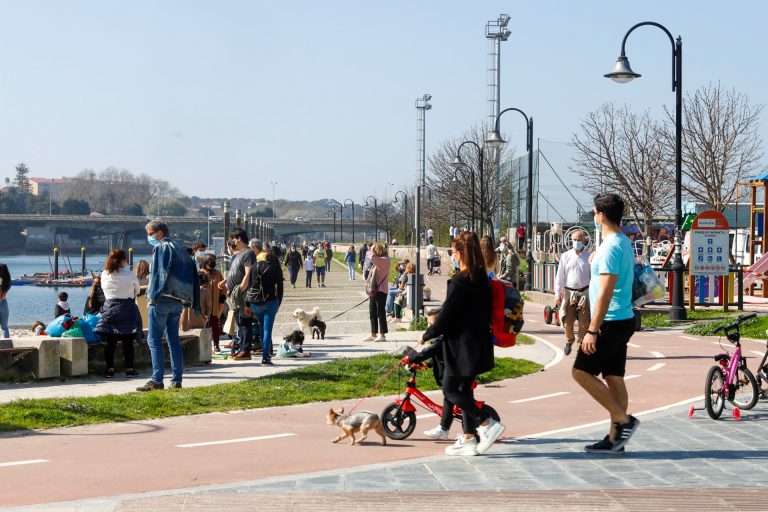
[445,435,478,456]
[476,418,506,454]
[423,425,449,440]
[362,335,376,342]
[374,334,386,342]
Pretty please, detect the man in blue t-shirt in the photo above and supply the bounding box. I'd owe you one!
[572,193,640,454]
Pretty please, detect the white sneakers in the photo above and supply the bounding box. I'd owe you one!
[423,425,450,440]
[374,334,387,342]
[476,419,505,454]
[362,335,376,342]
[445,435,478,456]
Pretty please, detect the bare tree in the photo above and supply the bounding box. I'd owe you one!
[662,83,764,212]
[571,103,672,238]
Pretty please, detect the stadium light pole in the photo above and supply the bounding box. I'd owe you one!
[604,21,686,321]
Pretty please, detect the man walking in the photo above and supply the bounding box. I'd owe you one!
[554,229,591,356]
[572,193,639,453]
[221,229,256,360]
[516,224,526,251]
[137,220,199,392]
[313,243,327,287]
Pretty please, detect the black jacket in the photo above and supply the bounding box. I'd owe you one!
[252,258,284,303]
[95,298,139,335]
[409,336,446,386]
[422,272,493,377]
[283,250,303,268]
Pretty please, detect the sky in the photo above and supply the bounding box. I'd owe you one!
[0,1,766,222]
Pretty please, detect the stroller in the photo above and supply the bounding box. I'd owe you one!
[427,255,441,275]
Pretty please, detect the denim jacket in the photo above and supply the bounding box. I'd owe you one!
[148,237,200,312]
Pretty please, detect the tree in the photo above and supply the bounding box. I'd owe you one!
[14,163,30,193]
[662,83,765,212]
[571,103,672,238]
[62,198,91,215]
[146,198,187,217]
[121,203,143,215]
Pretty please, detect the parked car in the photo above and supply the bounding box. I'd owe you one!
[294,216,311,223]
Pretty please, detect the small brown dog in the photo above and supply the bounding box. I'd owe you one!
[326,408,387,446]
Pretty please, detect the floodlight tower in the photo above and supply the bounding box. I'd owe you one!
[486,14,511,132]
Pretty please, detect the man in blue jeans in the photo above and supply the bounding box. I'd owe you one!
[137,220,199,392]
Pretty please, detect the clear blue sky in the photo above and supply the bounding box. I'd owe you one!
[0,1,765,220]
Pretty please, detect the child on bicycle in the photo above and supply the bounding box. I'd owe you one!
[402,307,461,440]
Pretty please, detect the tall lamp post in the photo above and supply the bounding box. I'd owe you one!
[451,141,486,233]
[326,208,337,243]
[269,181,277,219]
[604,21,686,321]
[365,195,378,242]
[344,199,355,243]
[487,106,534,291]
[394,191,407,244]
[330,199,343,243]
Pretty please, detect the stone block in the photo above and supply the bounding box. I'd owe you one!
[0,339,11,349]
[56,337,88,376]
[12,338,61,379]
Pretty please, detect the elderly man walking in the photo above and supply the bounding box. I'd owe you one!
[554,230,591,356]
[137,220,199,392]
[572,193,639,453]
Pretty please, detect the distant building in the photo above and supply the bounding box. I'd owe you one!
[29,177,76,202]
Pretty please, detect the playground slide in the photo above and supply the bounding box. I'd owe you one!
[743,252,768,287]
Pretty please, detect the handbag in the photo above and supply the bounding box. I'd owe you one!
[632,257,664,306]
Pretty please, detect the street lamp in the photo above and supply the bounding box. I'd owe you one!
[487,106,534,291]
[344,199,355,243]
[365,195,378,242]
[451,141,486,233]
[329,199,343,243]
[394,191,407,244]
[269,181,277,219]
[326,208,337,243]
[605,21,686,321]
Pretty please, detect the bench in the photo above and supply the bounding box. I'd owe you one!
[0,337,75,379]
[0,339,39,377]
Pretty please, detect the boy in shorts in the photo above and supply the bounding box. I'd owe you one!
[572,193,640,453]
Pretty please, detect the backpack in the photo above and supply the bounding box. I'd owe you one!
[365,265,381,297]
[246,263,269,305]
[489,279,524,348]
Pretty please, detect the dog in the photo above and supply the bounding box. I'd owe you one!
[292,307,322,334]
[309,317,326,340]
[326,408,386,446]
[283,329,305,350]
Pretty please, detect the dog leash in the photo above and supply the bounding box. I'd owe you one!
[345,361,402,415]
[324,296,370,323]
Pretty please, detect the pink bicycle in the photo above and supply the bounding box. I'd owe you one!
[702,313,760,419]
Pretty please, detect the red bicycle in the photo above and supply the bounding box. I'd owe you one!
[380,361,500,440]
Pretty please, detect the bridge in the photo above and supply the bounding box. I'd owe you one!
[0,214,376,247]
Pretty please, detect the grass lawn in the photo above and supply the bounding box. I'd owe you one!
[641,309,741,329]
[515,333,536,345]
[684,313,768,338]
[0,354,541,432]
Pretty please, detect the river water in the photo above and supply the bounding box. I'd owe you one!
[0,253,152,327]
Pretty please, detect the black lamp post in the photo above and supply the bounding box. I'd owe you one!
[344,199,355,243]
[365,195,378,242]
[330,199,343,243]
[487,107,534,291]
[451,141,486,234]
[394,191,407,244]
[326,208,337,243]
[604,21,686,322]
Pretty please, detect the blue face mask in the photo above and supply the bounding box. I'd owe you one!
[594,213,601,231]
[451,254,460,270]
[147,235,161,247]
[573,241,584,251]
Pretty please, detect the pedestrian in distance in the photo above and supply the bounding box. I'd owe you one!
[95,249,141,379]
[516,224,526,251]
[572,193,640,453]
[344,245,356,280]
[201,254,225,353]
[554,229,591,356]
[304,252,314,287]
[0,263,11,338]
[283,243,303,288]
[480,235,499,279]
[364,243,390,342]
[419,231,505,456]
[325,242,333,274]
[137,219,199,392]
[313,242,327,287]
[498,241,520,286]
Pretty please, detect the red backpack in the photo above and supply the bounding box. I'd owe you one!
[490,279,524,348]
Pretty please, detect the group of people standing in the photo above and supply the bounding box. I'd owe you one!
[283,241,333,289]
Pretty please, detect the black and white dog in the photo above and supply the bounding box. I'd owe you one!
[309,317,327,340]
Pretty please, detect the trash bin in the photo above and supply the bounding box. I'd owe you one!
[406,273,425,310]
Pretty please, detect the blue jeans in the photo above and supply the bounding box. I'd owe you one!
[347,262,355,280]
[385,287,401,315]
[251,299,280,360]
[0,299,9,338]
[147,297,184,385]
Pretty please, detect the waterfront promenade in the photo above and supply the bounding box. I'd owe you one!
[1,258,767,510]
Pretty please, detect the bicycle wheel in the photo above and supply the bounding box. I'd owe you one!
[730,367,759,410]
[704,365,725,419]
[381,402,416,440]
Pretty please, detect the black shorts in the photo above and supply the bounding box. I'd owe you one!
[573,317,635,377]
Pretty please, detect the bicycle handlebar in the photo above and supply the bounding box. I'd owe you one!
[713,313,757,335]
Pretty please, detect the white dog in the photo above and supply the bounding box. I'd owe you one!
[293,307,322,334]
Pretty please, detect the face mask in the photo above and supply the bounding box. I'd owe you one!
[147,235,160,247]
[573,241,584,251]
[499,245,507,253]
[451,254,460,270]
[196,251,205,258]
[291,248,296,252]
[594,213,601,231]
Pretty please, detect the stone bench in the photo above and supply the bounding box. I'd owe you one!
[0,337,87,379]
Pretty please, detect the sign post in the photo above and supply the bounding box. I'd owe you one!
[689,210,730,310]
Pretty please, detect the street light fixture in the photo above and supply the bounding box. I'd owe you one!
[364,195,378,242]
[269,181,277,219]
[487,106,534,291]
[329,199,343,243]
[605,21,686,321]
[451,141,486,233]
[344,199,355,243]
[326,208,337,243]
[393,190,407,244]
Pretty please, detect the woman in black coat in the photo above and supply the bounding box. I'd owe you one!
[419,231,506,456]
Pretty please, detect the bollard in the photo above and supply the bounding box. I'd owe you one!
[128,247,134,270]
[81,246,86,275]
[737,264,744,311]
[53,247,59,278]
